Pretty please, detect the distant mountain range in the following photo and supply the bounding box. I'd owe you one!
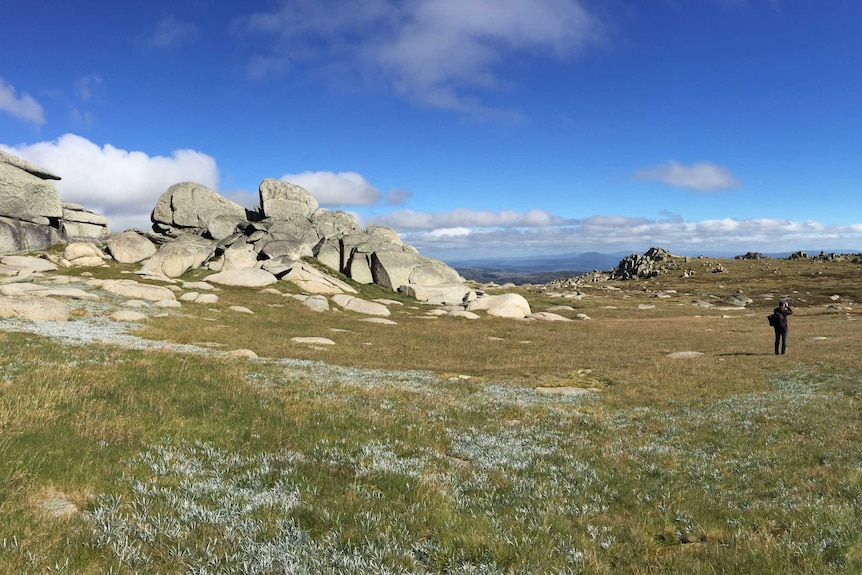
[446,248,861,285]
[448,251,630,284]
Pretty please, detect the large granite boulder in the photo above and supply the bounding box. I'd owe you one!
[140,234,215,278]
[88,279,176,302]
[371,251,462,292]
[331,294,391,316]
[310,209,359,239]
[63,241,107,267]
[106,231,157,264]
[205,268,278,287]
[257,237,312,261]
[467,293,532,319]
[0,294,70,321]
[0,150,63,225]
[281,261,358,295]
[0,255,59,272]
[220,242,259,271]
[259,216,321,246]
[312,237,343,272]
[152,182,246,236]
[60,202,109,239]
[259,179,318,219]
[0,215,61,255]
[400,283,475,306]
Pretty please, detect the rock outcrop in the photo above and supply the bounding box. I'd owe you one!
[61,203,109,239]
[1,153,470,303]
[152,182,247,239]
[141,178,470,302]
[0,150,108,254]
[106,231,158,263]
[610,247,679,280]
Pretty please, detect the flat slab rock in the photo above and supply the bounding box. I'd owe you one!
[535,386,598,396]
[359,317,398,325]
[666,351,704,359]
[291,336,336,345]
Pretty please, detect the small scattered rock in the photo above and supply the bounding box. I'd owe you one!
[535,386,596,396]
[108,310,148,322]
[667,351,704,359]
[527,311,571,322]
[39,494,79,518]
[228,348,258,358]
[291,336,336,345]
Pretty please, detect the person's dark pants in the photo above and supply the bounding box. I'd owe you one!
[774,327,788,355]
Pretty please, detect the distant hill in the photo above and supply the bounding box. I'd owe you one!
[447,248,862,285]
[448,251,630,284]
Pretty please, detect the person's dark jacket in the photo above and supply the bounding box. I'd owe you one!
[773,304,792,329]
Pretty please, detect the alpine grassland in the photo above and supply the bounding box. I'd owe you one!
[1,254,861,573]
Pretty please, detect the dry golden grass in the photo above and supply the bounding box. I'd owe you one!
[1,253,861,574]
[135,256,862,407]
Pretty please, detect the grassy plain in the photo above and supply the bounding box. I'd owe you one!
[1,254,861,573]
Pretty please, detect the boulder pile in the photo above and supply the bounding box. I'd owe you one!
[140,178,473,304]
[0,150,481,308]
[609,247,679,280]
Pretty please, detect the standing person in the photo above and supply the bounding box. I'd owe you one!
[772,299,793,355]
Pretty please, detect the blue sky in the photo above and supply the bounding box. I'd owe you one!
[2,0,861,261]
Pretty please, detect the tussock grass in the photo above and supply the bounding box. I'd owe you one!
[1,256,861,573]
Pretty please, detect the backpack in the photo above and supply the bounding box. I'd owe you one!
[768,311,785,328]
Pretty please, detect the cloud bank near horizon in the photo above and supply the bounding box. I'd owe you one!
[2,134,860,258]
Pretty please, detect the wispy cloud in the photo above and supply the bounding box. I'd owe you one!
[144,14,200,49]
[633,161,742,192]
[234,0,603,113]
[280,171,382,206]
[74,74,103,102]
[385,189,412,206]
[0,77,45,125]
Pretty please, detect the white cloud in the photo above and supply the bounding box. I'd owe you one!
[1,134,219,231]
[0,77,45,125]
[428,227,473,238]
[634,161,742,192]
[377,207,567,229]
[235,0,602,112]
[280,171,382,206]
